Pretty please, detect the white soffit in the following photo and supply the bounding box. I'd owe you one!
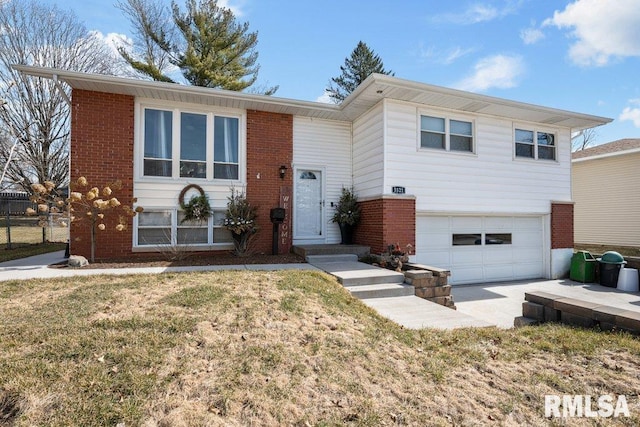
[14,65,612,130]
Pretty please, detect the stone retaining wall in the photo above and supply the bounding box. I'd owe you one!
[403,263,455,309]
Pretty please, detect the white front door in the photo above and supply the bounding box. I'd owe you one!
[294,169,323,241]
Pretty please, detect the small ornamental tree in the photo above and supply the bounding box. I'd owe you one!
[223,187,257,256]
[28,176,143,262]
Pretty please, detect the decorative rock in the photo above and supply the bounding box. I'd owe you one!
[68,255,89,268]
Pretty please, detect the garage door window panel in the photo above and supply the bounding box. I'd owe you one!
[485,233,512,245]
[452,233,481,246]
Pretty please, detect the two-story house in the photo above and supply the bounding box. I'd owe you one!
[16,65,611,284]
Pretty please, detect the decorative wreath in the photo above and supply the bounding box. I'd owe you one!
[178,184,212,223]
[178,183,205,206]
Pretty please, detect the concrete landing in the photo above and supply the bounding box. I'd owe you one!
[292,244,370,258]
[363,296,494,330]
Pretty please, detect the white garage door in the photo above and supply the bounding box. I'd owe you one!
[416,215,544,285]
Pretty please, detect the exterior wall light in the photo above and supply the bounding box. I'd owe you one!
[279,165,288,180]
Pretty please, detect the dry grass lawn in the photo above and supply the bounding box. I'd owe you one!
[1,270,640,426]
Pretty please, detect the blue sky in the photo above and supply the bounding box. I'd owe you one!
[47,0,640,145]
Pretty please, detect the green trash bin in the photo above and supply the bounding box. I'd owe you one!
[597,251,627,288]
[570,250,596,283]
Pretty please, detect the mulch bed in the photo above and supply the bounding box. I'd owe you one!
[51,252,306,269]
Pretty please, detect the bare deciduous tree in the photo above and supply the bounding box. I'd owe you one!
[0,0,121,193]
[571,127,598,152]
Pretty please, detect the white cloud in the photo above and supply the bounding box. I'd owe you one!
[415,44,475,65]
[433,1,522,25]
[443,46,475,64]
[316,90,333,104]
[90,31,132,56]
[620,107,640,127]
[544,0,640,66]
[454,54,524,92]
[218,0,244,16]
[520,26,544,45]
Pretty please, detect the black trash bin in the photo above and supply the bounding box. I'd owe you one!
[597,251,627,287]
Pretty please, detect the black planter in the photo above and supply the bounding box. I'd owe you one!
[339,223,354,245]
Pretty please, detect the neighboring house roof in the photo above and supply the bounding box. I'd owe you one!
[572,138,640,162]
[14,64,611,130]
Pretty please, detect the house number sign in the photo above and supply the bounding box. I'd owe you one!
[392,186,406,194]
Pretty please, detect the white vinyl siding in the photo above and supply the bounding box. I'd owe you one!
[383,100,571,214]
[573,153,640,247]
[293,117,352,244]
[353,102,384,198]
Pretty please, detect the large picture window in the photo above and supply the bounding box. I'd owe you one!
[420,114,473,153]
[515,128,556,161]
[141,107,242,180]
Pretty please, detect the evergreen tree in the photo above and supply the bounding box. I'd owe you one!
[327,41,393,103]
[117,0,277,94]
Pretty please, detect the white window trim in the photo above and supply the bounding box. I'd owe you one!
[513,124,558,162]
[134,99,247,184]
[132,207,234,251]
[417,111,476,154]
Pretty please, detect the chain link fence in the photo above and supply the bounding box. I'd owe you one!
[1,192,68,247]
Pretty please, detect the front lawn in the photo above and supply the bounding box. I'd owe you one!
[1,270,639,425]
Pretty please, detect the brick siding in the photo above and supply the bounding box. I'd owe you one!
[551,202,574,249]
[356,197,416,254]
[245,110,293,254]
[70,90,135,260]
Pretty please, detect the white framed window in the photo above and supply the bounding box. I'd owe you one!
[143,109,173,177]
[420,114,474,153]
[515,128,556,161]
[139,104,243,181]
[136,209,233,247]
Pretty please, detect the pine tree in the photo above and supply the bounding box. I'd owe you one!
[117,0,277,94]
[327,41,393,103]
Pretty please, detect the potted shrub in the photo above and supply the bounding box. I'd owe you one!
[223,187,258,256]
[331,187,361,244]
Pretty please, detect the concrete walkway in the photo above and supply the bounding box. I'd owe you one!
[0,250,317,282]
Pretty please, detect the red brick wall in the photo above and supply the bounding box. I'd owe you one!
[356,197,416,254]
[70,90,135,260]
[245,110,293,254]
[551,202,574,249]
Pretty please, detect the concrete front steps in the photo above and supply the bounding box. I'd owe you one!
[306,252,493,329]
[306,253,412,299]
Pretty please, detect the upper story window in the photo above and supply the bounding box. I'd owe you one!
[144,109,173,177]
[515,128,556,161]
[420,115,473,153]
[142,106,241,180]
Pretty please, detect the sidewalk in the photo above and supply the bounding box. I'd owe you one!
[0,250,317,282]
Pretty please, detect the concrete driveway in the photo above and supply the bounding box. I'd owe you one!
[452,278,640,328]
